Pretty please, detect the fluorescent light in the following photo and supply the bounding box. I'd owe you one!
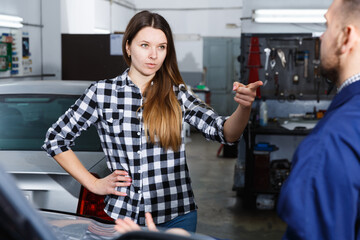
[94,28,111,34]
[252,9,327,23]
[0,21,23,28]
[0,14,23,28]
[0,14,23,22]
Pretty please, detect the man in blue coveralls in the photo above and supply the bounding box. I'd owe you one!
[277,0,360,239]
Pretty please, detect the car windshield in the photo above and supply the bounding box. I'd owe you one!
[0,94,101,151]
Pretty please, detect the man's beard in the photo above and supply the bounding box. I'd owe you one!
[320,47,341,86]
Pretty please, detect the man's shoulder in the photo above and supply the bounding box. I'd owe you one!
[315,96,360,134]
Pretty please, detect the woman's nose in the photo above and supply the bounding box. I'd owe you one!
[149,47,157,60]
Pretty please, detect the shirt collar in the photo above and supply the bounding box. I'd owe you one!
[114,68,133,89]
[116,68,154,92]
[337,72,360,93]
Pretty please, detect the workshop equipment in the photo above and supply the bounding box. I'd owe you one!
[253,151,270,191]
[247,37,262,97]
[287,49,294,72]
[304,50,309,81]
[293,74,299,84]
[277,49,286,68]
[240,33,335,101]
[295,50,305,65]
[264,48,270,71]
[264,72,269,86]
[253,143,278,191]
[313,38,321,102]
[256,194,275,210]
[274,71,279,96]
[270,159,290,191]
[270,48,276,70]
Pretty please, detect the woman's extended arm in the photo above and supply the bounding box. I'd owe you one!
[223,81,262,143]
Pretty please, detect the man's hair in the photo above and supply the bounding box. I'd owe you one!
[341,0,360,24]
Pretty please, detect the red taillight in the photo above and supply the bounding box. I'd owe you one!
[77,174,114,222]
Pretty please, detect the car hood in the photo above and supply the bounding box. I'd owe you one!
[41,211,121,240]
[41,211,211,240]
[0,151,106,174]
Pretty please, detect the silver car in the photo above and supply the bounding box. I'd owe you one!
[0,160,210,240]
[0,80,112,221]
[0,80,213,240]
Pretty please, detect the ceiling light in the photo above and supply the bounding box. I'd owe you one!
[94,28,110,34]
[0,14,23,28]
[252,9,327,23]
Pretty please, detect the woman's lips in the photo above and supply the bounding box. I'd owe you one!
[146,63,156,68]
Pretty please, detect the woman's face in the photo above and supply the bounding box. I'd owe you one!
[126,27,168,80]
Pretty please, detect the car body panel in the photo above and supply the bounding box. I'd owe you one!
[0,80,110,215]
[0,151,105,174]
[0,160,121,240]
[41,211,121,240]
[0,150,109,213]
[0,163,209,240]
[0,80,213,240]
[0,80,94,95]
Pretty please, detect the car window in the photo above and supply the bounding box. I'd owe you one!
[0,94,101,151]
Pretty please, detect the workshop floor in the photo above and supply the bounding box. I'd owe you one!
[186,132,287,240]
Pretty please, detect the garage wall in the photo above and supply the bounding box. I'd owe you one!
[0,0,61,80]
[61,0,135,34]
[134,0,242,85]
[1,0,334,82]
[42,0,61,80]
[242,0,332,33]
[61,0,96,34]
[60,0,242,82]
[148,8,242,73]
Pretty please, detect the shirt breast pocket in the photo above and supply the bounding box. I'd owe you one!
[102,109,124,136]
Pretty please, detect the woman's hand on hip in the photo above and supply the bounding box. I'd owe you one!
[92,170,132,196]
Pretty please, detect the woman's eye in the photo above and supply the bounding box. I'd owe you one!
[159,45,166,50]
[141,44,148,48]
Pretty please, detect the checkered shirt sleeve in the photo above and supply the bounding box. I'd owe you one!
[177,84,233,145]
[42,83,99,157]
[43,70,232,225]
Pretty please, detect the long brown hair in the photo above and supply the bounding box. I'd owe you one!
[122,11,185,151]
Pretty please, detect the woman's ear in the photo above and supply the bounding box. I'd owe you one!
[126,40,131,57]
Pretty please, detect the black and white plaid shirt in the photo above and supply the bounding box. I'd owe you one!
[43,69,232,225]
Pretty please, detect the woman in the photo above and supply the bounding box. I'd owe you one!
[43,10,262,232]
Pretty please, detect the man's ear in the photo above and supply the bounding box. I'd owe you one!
[340,25,359,54]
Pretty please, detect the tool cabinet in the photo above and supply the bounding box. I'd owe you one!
[240,33,334,101]
[235,33,335,209]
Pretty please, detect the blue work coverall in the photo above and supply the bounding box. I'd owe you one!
[277,80,360,240]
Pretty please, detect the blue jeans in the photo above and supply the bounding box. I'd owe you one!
[157,210,197,232]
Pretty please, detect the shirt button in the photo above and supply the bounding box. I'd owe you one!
[137,150,141,155]
[138,190,142,194]
[137,132,140,136]
[138,169,142,173]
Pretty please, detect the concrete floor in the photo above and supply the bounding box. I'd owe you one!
[185,132,287,240]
